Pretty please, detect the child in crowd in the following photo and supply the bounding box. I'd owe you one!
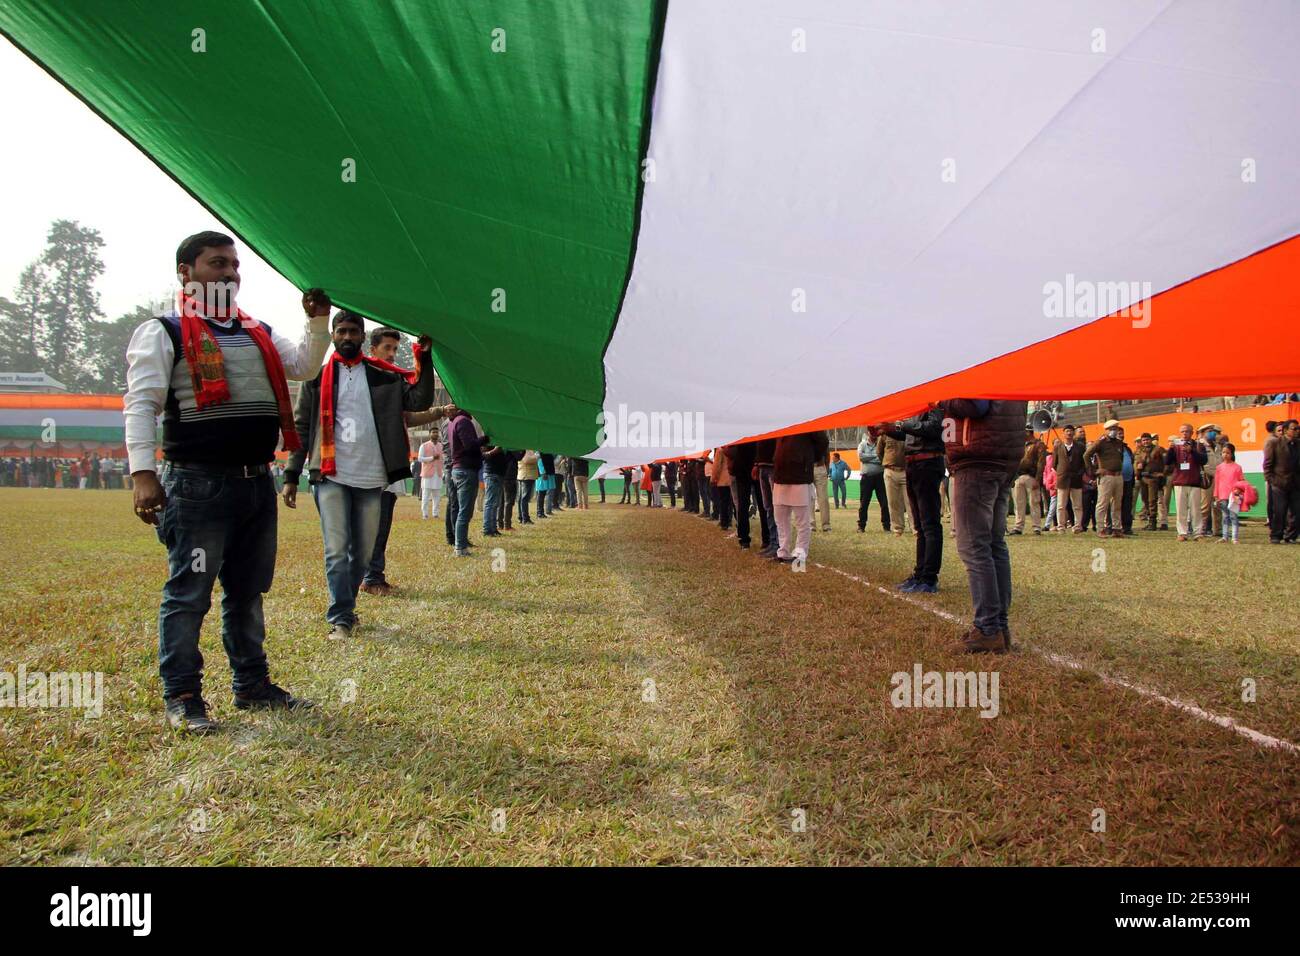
[1043,458,1058,531]
[1212,443,1244,543]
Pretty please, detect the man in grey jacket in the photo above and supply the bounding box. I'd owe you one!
[856,427,889,533]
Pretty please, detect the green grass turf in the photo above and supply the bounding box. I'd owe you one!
[0,488,1296,865]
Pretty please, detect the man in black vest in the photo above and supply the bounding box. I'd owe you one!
[125,232,331,732]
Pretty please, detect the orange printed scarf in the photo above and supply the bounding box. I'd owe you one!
[177,292,300,452]
[319,346,423,476]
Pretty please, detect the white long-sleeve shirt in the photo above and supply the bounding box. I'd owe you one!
[123,310,330,474]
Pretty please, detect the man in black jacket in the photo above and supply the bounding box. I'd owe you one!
[882,409,946,593]
[282,311,435,640]
[936,399,1026,653]
[725,441,761,550]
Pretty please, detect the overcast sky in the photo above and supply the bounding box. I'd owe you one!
[0,36,300,322]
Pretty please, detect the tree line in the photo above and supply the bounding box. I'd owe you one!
[0,219,163,394]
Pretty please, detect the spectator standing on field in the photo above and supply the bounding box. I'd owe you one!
[856,428,890,533]
[1213,444,1244,544]
[1010,426,1046,535]
[880,431,911,536]
[1050,425,1086,533]
[1165,423,1209,541]
[1084,419,1126,539]
[829,453,850,509]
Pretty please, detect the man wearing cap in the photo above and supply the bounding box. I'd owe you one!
[1165,423,1209,541]
[1009,426,1045,535]
[1085,420,1126,538]
[1050,425,1086,533]
[1134,433,1164,530]
[1197,425,1224,538]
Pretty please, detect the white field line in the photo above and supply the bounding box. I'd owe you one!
[810,561,1300,756]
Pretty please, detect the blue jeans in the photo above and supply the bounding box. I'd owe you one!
[906,458,945,585]
[952,467,1014,636]
[450,468,479,549]
[518,479,535,521]
[831,477,847,507]
[363,489,397,585]
[482,473,502,534]
[312,479,383,627]
[155,464,277,697]
[1220,500,1240,541]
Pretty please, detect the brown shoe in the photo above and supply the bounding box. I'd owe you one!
[950,626,1008,654]
[360,581,395,597]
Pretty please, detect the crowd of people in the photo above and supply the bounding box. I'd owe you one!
[121,232,622,733]
[88,230,1300,733]
[625,411,1300,655]
[0,453,130,489]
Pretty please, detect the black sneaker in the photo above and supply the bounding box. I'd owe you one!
[165,692,217,734]
[233,679,314,711]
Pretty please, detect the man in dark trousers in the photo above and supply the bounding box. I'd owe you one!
[283,312,435,639]
[125,231,332,731]
[1264,419,1300,543]
[725,441,762,550]
[883,408,946,593]
[856,427,890,533]
[448,409,491,554]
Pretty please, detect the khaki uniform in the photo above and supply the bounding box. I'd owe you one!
[1200,443,1223,535]
[1013,439,1046,532]
[880,435,911,534]
[1134,444,1159,524]
[1085,436,1126,533]
[1142,445,1170,528]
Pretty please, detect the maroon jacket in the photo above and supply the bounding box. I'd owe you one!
[1165,440,1208,486]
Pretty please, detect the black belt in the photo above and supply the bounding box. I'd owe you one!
[166,461,270,478]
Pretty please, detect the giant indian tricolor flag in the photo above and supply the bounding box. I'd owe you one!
[3,1,1297,467]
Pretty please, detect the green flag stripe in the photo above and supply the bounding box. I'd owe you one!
[1,0,666,453]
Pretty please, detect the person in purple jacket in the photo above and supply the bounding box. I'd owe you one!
[446,406,489,556]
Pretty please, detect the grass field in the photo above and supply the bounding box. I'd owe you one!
[0,487,1296,865]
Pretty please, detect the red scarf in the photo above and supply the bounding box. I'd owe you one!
[319,346,423,476]
[177,292,300,452]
